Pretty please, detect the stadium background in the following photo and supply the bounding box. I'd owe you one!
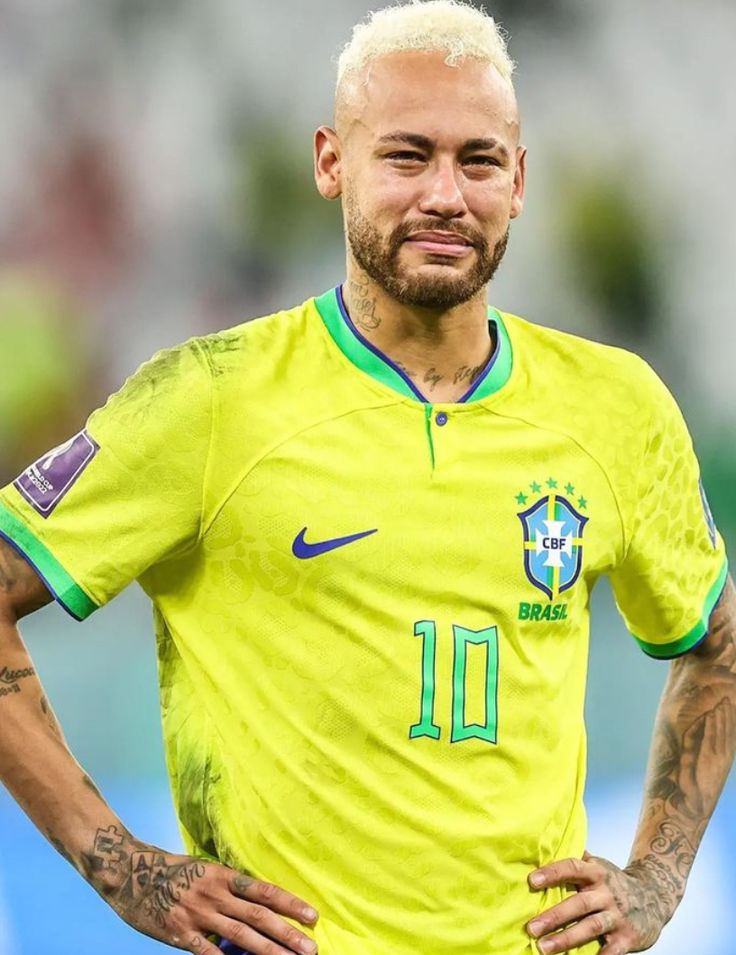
[0,0,734,952]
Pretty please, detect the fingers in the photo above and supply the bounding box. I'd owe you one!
[231,875,318,927]
[527,889,609,941]
[219,898,317,955]
[531,910,617,954]
[527,855,620,954]
[214,914,316,955]
[529,856,598,890]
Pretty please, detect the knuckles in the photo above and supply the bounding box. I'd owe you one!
[227,923,251,946]
[589,913,610,935]
[570,857,586,878]
[258,880,278,901]
[247,903,268,925]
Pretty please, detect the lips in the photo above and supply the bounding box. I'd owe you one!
[405,231,475,257]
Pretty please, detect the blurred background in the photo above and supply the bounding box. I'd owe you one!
[0,0,734,952]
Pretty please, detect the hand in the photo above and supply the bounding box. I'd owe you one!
[87,832,319,955]
[526,851,668,955]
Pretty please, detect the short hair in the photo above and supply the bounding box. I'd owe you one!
[337,0,515,92]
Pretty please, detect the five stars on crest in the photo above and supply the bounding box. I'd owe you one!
[515,479,589,512]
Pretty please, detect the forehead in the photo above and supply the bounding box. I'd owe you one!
[341,51,519,147]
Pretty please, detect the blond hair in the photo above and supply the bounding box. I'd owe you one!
[337,0,515,91]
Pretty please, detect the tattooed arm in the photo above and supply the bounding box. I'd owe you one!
[525,576,736,955]
[0,540,319,955]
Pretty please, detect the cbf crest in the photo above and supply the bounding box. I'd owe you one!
[516,480,589,601]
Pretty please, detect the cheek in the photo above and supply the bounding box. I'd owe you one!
[464,177,516,221]
[358,170,422,218]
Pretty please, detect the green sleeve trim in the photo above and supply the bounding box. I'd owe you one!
[0,501,99,621]
[635,558,729,659]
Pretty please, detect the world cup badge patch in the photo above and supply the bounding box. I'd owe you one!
[14,430,100,518]
[516,479,589,601]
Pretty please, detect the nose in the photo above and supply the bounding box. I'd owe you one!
[418,159,467,220]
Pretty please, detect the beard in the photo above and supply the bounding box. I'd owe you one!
[344,189,510,311]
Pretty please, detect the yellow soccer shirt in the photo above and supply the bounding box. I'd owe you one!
[0,286,728,955]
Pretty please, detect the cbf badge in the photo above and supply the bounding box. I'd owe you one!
[516,480,589,601]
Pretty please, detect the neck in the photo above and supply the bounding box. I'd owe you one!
[342,267,494,403]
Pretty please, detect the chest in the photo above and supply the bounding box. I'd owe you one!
[204,404,621,617]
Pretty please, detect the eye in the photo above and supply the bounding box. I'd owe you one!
[464,155,500,167]
[386,151,425,163]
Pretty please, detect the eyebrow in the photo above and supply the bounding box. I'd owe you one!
[377,131,510,159]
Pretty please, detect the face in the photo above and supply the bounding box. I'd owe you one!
[316,51,526,310]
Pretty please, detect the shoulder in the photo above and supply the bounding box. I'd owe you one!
[99,297,320,416]
[499,310,674,423]
[502,310,660,390]
[197,298,319,374]
[495,311,686,518]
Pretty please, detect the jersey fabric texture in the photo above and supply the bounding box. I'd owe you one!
[0,287,727,955]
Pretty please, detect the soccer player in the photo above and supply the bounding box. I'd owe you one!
[0,2,734,954]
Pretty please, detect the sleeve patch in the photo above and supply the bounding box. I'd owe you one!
[14,430,100,518]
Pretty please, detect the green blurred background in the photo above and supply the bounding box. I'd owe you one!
[0,1,734,952]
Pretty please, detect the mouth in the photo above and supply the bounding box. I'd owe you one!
[404,230,475,257]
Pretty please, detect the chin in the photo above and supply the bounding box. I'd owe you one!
[399,259,472,281]
[390,274,482,311]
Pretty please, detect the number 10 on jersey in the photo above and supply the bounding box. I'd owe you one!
[410,621,499,744]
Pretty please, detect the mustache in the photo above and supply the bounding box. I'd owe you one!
[390,219,486,249]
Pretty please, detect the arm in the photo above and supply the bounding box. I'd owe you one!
[0,540,319,955]
[525,576,736,955]
[620,575,736,935]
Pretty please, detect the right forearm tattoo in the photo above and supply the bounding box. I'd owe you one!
[0,663,36,699]
[77,824,207,929]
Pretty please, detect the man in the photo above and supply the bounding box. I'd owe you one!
[0,2,733,954]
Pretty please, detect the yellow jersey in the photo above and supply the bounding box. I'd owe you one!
[0,286,727,955]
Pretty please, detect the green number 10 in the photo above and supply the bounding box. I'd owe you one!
[409,620,499,744]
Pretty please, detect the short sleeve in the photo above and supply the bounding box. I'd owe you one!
[609,364,728,658]
[0,339,213,620]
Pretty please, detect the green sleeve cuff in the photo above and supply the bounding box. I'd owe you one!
[0,501,99,621]
[634,558,729,659]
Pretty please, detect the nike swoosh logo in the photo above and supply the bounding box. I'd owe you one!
[292,526,378,559]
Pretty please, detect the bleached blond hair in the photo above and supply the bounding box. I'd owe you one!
[337,0,515,92]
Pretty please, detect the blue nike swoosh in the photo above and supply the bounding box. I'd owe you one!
[292,526,378,559]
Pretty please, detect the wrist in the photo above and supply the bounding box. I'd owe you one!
[624,855,685,925]
[60,820,141,899]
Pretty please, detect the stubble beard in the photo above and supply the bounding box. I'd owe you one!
[345,190,510,311]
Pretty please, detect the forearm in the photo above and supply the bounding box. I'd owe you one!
[626,578,736,920]
[0,614,133,893]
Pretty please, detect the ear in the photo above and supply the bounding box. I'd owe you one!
[510,145,527,220]
[314,126,343,200]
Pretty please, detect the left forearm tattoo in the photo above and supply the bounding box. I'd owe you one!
[628,577,736,916]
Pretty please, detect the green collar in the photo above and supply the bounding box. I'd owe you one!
[314,285,513,403]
